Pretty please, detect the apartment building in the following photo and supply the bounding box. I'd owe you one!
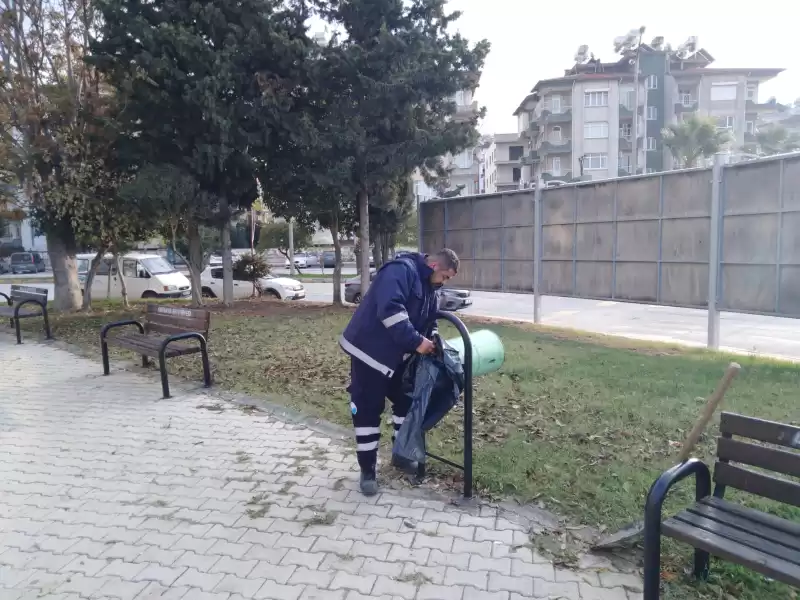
[491,133,526,192]
[514,45,783,182]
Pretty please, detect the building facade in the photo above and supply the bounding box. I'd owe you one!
[514,46,783,183]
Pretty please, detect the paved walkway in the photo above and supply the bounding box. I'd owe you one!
[0,335,642,599]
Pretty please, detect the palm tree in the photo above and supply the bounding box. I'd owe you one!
[743,124,800,156]
[662,115,731,168]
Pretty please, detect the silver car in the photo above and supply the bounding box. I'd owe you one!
[344,271,471,311]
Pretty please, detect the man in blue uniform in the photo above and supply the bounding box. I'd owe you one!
[339,249,460,495]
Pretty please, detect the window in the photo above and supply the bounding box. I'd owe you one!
[211,268,223,280]
[95,258,117,277]
[551,156,561,175]
[620,123,632,139]
[646,106,658,121]
[621,90,635,110]
[141,257,175,275]
[646,137,657,151]
[551,95,562,113]
[508,145,524,161]
[551,126,562,142]
[645,75,658,90]
[455,90,466,105]
[584,153,607,170]
[584,91,608,107]
[679,90,695,106]
[454,150,472,169]
[716,116,734,130]
[618,154,631,173]
[584,122,609,139]
[646,168,655,174]
[710,84,737,102]
[512,167,521,183]
[746,84,757,102]
[746,121,755,134]
[122,259,138,278]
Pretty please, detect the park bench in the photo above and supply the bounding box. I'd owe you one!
[643,412,800,599]
[0,285,52,344]
[100,303,212,399]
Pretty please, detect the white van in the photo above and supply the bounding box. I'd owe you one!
[77,252,192,300]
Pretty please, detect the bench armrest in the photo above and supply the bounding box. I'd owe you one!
[0,292,10,306]
[645,458,711,525]
[159,331,207,352]
[14,298,45,318]
[101,319,144,340]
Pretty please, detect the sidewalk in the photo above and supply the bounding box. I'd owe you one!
[0,335,642,599]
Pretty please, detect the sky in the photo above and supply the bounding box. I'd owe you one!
[443,0,799,135]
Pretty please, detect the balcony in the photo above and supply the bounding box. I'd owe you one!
[521,150,539,165]
[542,171,572,182]
[455,101,479,118]
[619,136,632,152]
[522,121,540,139]
[675,100,698,113]
[540,109,572,124]
[539,140,572,154]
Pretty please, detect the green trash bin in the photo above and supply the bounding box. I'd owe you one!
[445,329,505,377]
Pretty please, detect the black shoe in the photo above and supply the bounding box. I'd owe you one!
[391,454,418,474]
[359,470,378,496]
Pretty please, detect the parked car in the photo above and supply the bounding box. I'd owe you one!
[77,252,192,299]
[200,266,305,300]
[10,251,46,274]
[301,252,320,268]
[344,270,471,311]
[321,251,336,268]
[284,253,308,269]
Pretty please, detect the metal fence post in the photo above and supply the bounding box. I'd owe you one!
[533,180,543,324]
[707,154,725,349]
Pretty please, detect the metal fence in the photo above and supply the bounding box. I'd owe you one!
[419,152,800,348]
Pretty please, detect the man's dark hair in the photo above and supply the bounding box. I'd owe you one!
[436,248,459,273]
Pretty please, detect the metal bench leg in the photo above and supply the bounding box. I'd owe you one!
[42,309,52,340]
[693,548,710,581]
[158,350,170,399]
[101,336,111,375]
[142,355,149,368]
[200,340,212,388]
[643,513,661,600]
[14,317,22,345]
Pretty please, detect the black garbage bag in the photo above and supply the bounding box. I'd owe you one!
[392,335,465,464]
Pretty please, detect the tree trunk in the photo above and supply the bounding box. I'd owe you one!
[220,201,234,307]
[358,189,370,295]
[372,244,381,270]
[187,219,204,307]
[47,232,82,312]
[81,249,105,312]
[330,208,343,305]
[115,252,129,309]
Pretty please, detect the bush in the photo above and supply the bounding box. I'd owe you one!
[232,253,271,295]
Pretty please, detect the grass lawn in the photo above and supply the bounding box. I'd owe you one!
[17,299,800,600]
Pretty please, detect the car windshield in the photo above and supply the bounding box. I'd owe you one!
[140,257,175,275]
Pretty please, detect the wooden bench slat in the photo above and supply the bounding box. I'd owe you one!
[720,412,800,450]
[0,306,43,318]
[110,333,200,358]
[700,496,800,537]
[689,502,800,553]
[714,461,800,508]
[717,436,800,479]
[662,517,800,587]
[671,509,800,564]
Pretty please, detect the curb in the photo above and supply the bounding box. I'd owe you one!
[0,277,54,284]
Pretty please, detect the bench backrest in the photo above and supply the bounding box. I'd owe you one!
[715,412,800,508]
[10,285,49,306]
[144,304,211,338]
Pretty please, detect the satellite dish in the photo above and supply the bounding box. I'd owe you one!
[574,44,589,63]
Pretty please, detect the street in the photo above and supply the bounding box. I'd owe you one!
[5,276,800,361]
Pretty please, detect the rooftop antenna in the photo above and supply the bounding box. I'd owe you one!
[574,44,589,64]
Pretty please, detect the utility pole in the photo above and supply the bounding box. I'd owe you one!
[288,218,295,276]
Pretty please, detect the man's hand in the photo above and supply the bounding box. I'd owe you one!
[416,337,436,355]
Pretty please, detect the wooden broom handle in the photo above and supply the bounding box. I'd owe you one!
[677,362,741,463]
